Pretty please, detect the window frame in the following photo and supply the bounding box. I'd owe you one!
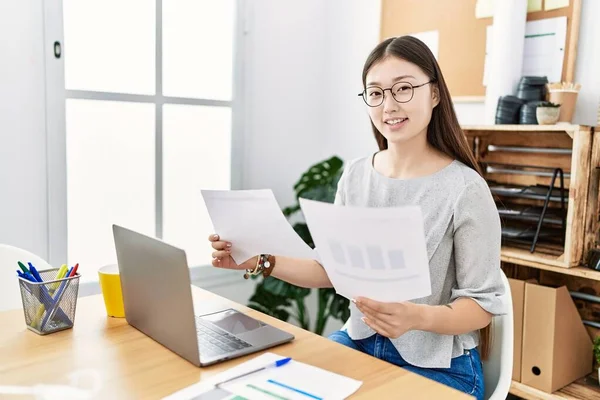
[45,0,247,280]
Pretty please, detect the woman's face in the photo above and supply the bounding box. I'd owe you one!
[364,56,438,147]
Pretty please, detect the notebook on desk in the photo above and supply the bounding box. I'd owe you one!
[112,224,294,367]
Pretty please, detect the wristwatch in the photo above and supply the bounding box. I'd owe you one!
[243,254,275,279]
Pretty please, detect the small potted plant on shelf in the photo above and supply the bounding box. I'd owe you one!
[536,101,561,125]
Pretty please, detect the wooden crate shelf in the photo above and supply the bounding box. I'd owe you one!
[464,125,600,400]
[462,124,582,138]
[463,124,595,270]
[510,375,600,400]
[584,129,600,265]
[501,248,600,281]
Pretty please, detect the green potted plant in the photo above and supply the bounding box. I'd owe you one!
[594,336,600,383]
[536,101,561,125]
[246,156,350,335]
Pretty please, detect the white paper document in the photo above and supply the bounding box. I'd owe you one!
[162,352,363,400]
[521,17,567,82]
[484,16,567,86]
[201,189,315,264]
[299,198,431,303]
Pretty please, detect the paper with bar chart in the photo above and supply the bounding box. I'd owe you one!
[299,198,432,303]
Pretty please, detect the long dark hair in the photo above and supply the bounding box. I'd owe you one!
[362,36,492,360]
[362,36,482,176]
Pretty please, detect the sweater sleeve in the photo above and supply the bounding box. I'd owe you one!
[450,179,507,316]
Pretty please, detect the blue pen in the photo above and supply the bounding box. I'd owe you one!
[28,263,43,282]
[17,271,42,295]
[215,357,292,388]
[267,379,323,400]
[18,271,37,282]
[17,270,34,281]
[17,270,31,284]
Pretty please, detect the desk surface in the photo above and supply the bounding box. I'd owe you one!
[0,287,472,399]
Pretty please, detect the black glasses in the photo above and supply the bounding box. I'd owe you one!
[357,80,434,107]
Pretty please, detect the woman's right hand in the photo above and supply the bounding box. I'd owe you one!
[208,234,257,270]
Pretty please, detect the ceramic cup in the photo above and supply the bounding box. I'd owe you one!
[98,264,125,318]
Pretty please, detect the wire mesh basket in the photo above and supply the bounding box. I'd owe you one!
[18,268,80,335]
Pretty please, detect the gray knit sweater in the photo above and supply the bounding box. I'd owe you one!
[326,154,507,368]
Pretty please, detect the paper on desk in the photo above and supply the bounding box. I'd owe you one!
[162,352,363,400]
[299,198,431,303]
[201,189,315,264]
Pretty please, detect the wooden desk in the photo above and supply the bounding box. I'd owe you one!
[0,287,472,399]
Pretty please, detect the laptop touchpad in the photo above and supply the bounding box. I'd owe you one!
[201,309,265,335]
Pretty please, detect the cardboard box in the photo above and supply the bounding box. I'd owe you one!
[508,279,526,382]
[520,282,593,393]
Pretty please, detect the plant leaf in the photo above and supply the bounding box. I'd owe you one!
[292,223,314,249]
[328,292,351,322]
[293,156,344,200]
[248,280,293,322]
[282,204,300,217]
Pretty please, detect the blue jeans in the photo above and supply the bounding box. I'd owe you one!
[328,330,484,400]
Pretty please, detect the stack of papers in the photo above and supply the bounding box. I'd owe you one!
[201,189,431,303]
[162,353,362,400]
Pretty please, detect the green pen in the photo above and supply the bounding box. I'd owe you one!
[17,261,30,274]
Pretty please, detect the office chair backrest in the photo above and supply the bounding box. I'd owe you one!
[482,269,514,400]
[0,244,53,312]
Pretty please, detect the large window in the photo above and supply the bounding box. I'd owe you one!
[62,0,240,281]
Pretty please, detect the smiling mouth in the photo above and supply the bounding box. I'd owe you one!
[385,118,408,126]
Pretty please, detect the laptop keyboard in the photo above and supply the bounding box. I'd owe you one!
[195,316,252,358]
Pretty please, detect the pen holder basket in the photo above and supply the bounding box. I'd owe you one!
[18,268,80,335]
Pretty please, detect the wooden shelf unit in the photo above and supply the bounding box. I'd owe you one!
[463,124,600,400]
[463,124,595,269]
[501,248,600,281]
[462,124,583,137]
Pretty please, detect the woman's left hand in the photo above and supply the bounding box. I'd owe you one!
[353,297,422,339]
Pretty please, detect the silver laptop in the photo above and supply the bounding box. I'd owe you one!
[112,224,294,367]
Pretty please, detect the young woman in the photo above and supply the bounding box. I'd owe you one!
[208,36,506,400]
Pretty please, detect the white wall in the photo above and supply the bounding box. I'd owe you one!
[0,0,48,261]
[454,102,487,125]
[322,0,381,162]
[240,0,331,210]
